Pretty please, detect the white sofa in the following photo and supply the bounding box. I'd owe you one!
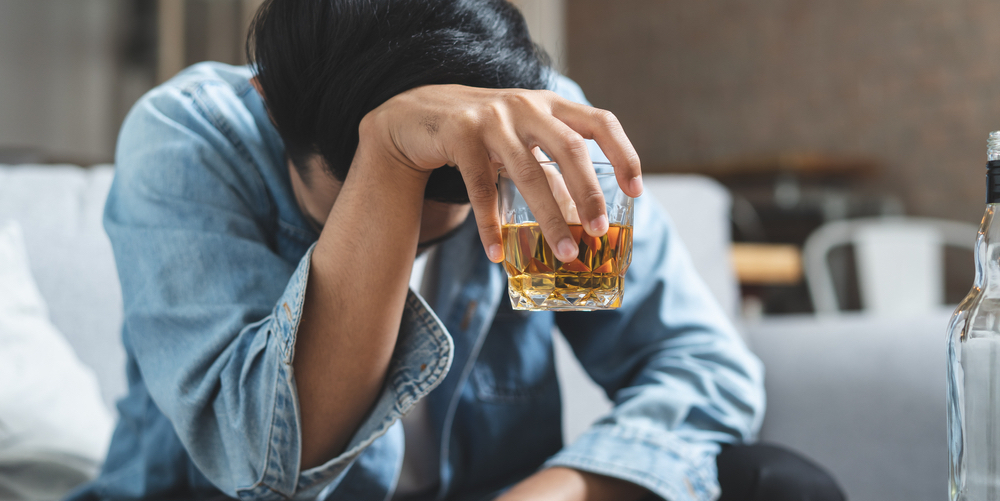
[0,164,947,500]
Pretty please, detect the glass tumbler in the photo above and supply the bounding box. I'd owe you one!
[498,161,634,311]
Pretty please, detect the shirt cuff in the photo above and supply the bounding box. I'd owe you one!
[544,423,722,501]
[244,243,455,498]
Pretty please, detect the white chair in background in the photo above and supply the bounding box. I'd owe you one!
[803,216,978,315]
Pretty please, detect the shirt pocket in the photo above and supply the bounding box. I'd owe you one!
[471,310,556,404]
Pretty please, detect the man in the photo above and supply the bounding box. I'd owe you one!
[70,0,843,500]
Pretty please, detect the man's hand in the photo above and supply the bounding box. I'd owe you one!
[362,85,643,263]
[495,467,648,501]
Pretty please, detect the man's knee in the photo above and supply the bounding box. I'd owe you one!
[716,443,846,501]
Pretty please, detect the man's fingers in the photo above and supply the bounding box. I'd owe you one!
[526,117,607,236]
[551,99,643,198]
[457,149,505,263]
[492,139,578,263]
[539,162,580,225]
[445,90,640,264]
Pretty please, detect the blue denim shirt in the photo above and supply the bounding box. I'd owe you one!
[69,62,764,501]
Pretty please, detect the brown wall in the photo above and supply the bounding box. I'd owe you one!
[567,0,1000,222]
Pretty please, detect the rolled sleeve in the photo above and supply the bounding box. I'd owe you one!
[230,246,308,498]
[294,292,454,497]
[545,424,721,501]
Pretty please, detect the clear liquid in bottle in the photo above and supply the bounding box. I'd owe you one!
[948,131,1000,500]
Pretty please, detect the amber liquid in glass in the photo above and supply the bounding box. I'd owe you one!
[501,222,633,310]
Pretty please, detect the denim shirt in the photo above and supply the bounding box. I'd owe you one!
[69,62,764,501]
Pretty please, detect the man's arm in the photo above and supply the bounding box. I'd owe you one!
[492,200,763,501]
[480,74,763,501]
[292,141,430,468]
[497,467,648,501]
[544,195,765,501]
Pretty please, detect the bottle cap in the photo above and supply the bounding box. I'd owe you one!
[988,162,1000,203]
[988,131,1000,203]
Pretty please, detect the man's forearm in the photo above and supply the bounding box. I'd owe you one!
[496,467,648,501]
[293,141,431,469]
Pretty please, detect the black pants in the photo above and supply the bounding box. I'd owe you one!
[714,443,846,501]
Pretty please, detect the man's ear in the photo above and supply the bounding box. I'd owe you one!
[249,75,279,126]
[249,76,265,99]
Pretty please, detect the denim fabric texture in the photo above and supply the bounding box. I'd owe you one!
[67,62,765,501]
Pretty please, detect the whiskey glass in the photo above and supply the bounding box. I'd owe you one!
[498,161,634,311]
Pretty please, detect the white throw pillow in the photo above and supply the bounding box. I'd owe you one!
[0,220,115,500]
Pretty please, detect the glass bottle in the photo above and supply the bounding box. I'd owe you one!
[948,131,1000,500]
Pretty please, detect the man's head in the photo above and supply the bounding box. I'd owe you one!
[246,0,550,203]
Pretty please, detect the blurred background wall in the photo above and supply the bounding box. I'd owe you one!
[0,0,259,165]
[3,0,996,221]
[0,0,139,165]
[566,0,1000,224]
[0,0,995,311]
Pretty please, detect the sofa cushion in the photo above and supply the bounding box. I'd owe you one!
[0,220,115,499]
[0,165,125,409]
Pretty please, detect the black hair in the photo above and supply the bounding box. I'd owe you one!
[247,0,550,203]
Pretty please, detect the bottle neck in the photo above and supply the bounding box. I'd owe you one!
[976,135,1000,290]
[988,161,1000,203]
